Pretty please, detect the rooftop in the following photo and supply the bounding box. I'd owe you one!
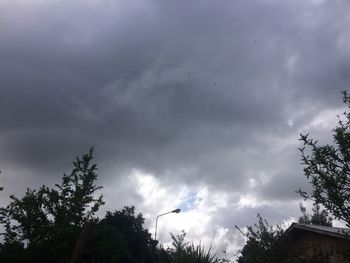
[284,223,350,240]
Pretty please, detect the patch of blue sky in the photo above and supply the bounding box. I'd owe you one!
[179,191,198,212]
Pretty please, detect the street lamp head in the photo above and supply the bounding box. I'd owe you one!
[155,208,181,241]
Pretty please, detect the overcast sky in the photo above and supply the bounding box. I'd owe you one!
[1,0,350,259]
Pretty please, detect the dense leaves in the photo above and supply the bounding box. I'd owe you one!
[0,148,104,262]
[298,91,350,226]
[42,147,104,227]
[95,206,159,263]
[298,203,333,226]
[235,214,286,263]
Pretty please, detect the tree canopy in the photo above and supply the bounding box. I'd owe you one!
[298,203,333,226]
[0,148,221,263]
[298,91,350,226]
[0,148,104,262]
[235,214,286,263]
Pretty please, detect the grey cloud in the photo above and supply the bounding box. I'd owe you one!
[0,0,350,222]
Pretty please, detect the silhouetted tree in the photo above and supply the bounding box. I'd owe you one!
[100,206,159,262]
[298,203,333,226]
[0,149,222,263]
[298,91,350,226]
[0,148,104,263]
[235,214,288,263]
[84,222,130,262]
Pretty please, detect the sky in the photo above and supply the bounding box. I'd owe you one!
[1,0,350,260]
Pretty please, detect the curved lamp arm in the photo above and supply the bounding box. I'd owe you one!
[155,209,181,240]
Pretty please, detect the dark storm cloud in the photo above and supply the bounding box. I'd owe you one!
[1,0,350,204]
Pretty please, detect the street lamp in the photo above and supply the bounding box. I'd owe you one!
[154,208,181,240]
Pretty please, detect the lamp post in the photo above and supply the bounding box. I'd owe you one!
[154,208,181,241]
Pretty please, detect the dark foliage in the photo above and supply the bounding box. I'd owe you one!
[0,148,104,263]
[298,91,350,226]
[298,203,333,226]
[168,231,220,263]
[0,150,173,263]
[84,206,160,263]
[0,149,224,263]
[235,214,293,263]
